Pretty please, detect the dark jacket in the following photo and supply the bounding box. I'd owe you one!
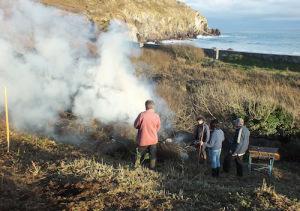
[194,123,210,143]
[231,126,250,155]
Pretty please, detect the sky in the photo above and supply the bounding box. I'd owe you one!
[180,0,300,32]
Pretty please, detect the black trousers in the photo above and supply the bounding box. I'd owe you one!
[223,154,244,176]
[234,155,244,177]
[223,153,232,173]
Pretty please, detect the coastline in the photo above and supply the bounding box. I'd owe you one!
[146,39,300,57]
[143,43,300,71]
[146,29,300,57]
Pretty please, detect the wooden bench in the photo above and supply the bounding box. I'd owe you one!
[248,146,280,176]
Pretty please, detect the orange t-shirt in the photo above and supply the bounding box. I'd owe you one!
[134,109,161,146]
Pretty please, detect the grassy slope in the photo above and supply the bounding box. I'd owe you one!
[0,126,300,210]
[135,45,300,136]
[41,0,208,42]
[1,46,300,210]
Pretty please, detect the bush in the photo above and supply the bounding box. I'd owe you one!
[191,80,297,137]
[159,44,205,64]
[245,104,295,136]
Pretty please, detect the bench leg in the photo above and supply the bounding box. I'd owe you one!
[269,158,274,176]
[248,156,252,172]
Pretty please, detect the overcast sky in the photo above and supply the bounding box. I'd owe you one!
[180,0,300,31]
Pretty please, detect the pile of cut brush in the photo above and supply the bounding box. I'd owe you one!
[97,130,198,164]
[158,131,196,161]
[53,112,196,162]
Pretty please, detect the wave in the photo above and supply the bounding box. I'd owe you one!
[160,39,191,44]
[196,35,231,39]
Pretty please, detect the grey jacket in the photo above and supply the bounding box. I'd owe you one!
[205,128,225,150]
[232,126,250,155]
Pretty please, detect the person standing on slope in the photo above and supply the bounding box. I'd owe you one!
[205,119,225,177]
[193,115,210,163]
[134,100,161,170]
[231,118,250,177]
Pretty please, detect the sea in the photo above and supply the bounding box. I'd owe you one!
[161,30,300,56]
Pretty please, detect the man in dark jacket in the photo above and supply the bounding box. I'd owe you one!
[193,116,210,162]
[231,118,250,177]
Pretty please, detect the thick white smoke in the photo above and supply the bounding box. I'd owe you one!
[0,0,171,136]
[73,22,153,123]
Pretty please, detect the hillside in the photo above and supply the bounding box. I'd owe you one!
[1,125,300,210]
[137,45,300,137]
[1,1,300,209]
[42,0,211,42]
[1,45,300,210]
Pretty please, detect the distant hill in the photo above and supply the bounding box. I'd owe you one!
[42,0,212,42]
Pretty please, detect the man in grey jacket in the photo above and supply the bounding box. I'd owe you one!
[231,118,250,177]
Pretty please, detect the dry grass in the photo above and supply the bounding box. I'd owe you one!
[135,45,300,137]
[254,180,300,210]
[0,127,299,210]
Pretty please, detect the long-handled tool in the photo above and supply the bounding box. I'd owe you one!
[197,124,205,165]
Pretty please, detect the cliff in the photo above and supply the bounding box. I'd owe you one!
[42,0,211,42]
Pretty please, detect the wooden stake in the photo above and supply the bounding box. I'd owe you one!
[4,87,10,153]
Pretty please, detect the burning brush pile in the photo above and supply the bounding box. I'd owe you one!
[54,111,196,162]
[0,0,187,161]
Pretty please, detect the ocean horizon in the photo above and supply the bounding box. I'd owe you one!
[159,29,300,56]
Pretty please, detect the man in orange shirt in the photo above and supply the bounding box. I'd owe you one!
[134,100,161,169]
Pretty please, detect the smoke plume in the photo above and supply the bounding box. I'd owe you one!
[0,0,171,137]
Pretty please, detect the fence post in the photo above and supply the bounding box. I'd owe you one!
[215,48,219,60]
[4,87,10,153]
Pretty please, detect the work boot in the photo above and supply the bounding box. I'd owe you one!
[150,159,156,170]
[216,167,220,177]
[212,168,217,177]
[134,148,141,168]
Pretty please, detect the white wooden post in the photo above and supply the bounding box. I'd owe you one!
[215,48,219,60]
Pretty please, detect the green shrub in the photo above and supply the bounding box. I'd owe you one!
[229,101,295,137]
[246,105,294,136]
[226,54,244,62]
[160,45,205,64]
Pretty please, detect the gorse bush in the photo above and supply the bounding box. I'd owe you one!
[231,101,295,136]
[192,83,296,137]
[247,105,294,136]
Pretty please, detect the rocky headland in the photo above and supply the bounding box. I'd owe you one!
[42,0,219,42]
